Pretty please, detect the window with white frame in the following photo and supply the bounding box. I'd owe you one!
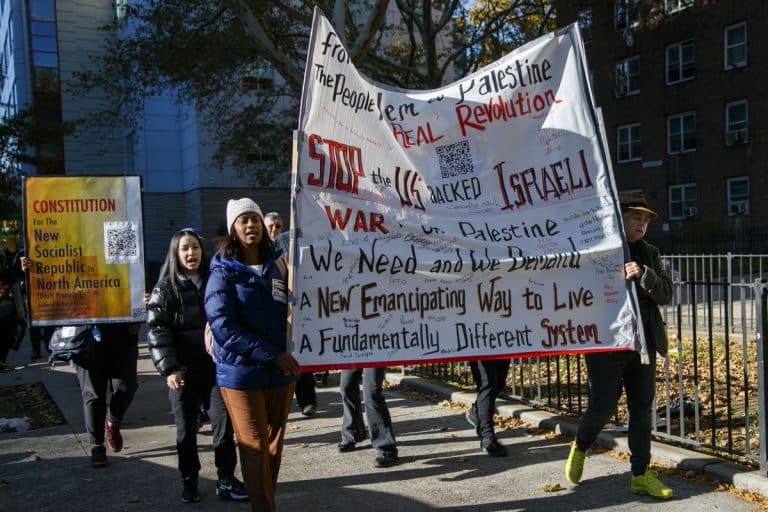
[668,112,696,154]
[725,99,748,145]
[727,177,749,216]
[578,9,592,41]
[615,56,639,96]
[666,40,695,84]
[665,0,693,14]
[669,183,697,219]
[615,0,639,31]
[617,123,641,162]
[725,22,747,69]
[242,64,274,91]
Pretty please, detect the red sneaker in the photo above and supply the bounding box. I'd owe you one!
[105,419,123,452]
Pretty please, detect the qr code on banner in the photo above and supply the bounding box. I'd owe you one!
[436,139,474,179]
[104,221,139,264]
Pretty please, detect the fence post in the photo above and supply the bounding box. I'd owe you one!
[727,253,733,327]
[755,279,768,474]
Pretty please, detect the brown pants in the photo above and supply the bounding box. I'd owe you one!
[220,382,296,512]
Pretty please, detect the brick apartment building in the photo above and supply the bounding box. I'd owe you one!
[555,0,767,253]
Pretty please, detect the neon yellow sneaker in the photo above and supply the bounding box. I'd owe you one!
[565,442,586,484]
[630,470,673,500]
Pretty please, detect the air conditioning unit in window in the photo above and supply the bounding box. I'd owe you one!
[683,206,698,217]
[730,200,749,215]
[726,130,747,146]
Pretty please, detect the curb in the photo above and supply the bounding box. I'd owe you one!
[387,373,768,498]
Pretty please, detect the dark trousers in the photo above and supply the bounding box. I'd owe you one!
[576,350,656,476]
[0,315,14,362]
[75,333,139,446]
[168,361,236,479]
[30,326,52,355]
[469,359,511,439]
[294,372,316,407]
[339,367,396,452]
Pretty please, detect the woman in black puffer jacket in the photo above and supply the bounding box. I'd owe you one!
[146,228,247,504]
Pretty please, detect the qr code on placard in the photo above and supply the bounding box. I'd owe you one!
[436,139,474,179]
[104,221,139,263]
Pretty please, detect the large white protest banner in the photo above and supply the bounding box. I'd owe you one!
[290,10,640,371]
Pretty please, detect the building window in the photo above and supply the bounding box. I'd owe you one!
[615,56,639,96]
[725,99,748,146]
[27,0,64,175]
[665,0,693,14]
[724,22,747,69]
[667,112,696,154]
[666,40,695,84]
[727,177,749,216]
[617,123,641,162]
[29,0,55,20]
[242,64,274,91]
[578,9,592,42]
[615,0,639,31]
[669,183,697,220]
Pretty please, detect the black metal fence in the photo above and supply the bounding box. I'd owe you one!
[409,279,768,470]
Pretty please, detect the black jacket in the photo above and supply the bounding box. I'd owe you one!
[628,239,673,356]
[146,276,209,376]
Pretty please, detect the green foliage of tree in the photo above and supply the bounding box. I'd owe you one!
[455,0,556,69]
[0,111,37,217]
[0,108,76,216]
[71,0,555,184]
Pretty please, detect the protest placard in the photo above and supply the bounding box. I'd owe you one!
[23,176,146,325]
[291,10,640,370]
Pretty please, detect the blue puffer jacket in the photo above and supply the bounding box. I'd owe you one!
[204,251,297,389]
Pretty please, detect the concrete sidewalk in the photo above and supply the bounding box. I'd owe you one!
[0,337,765,511]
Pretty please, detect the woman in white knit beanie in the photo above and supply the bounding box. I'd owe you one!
[204,198,299,512]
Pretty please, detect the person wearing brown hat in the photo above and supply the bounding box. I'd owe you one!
[565,191,673,500]
[204,198,299,512]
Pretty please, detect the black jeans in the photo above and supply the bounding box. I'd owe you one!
[30,326,53,355]
[168,360,236,479]
[0,314,14,363]
[294,372,316,407]
[340,367,396,452]
[576,350,656,476]
[75,332,138,446]
[469,359,511,439]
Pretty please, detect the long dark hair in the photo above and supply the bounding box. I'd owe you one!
[217,217,274,263]
[157,229,209,297]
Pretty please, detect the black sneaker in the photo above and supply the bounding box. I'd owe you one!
[90,445,108,468]
[481,436,508,457]
[216,476,248,502]
[374,449,398,468]
[181,475,200,503]
[338,430,367,452]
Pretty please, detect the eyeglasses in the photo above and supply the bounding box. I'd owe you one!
[177,227,204,239]
[269,224,283,230]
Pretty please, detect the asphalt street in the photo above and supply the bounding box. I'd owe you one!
[0,338,765,511]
